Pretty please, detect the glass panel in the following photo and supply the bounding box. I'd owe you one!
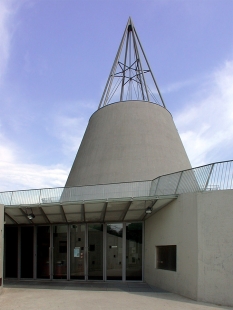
[107,223,123,280]
[21,227,34,278]
[53,225,67,279]
[88,224,103,280]
[37,226,50,279]
[126,223,142,280]
[4,226,18,278]
[70,224,85,280]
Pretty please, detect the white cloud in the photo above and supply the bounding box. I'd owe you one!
[52,114,87,157]
[0,99,93,192]
[162,78,196,94]
[0,133,69,191]
[174,59,233,167]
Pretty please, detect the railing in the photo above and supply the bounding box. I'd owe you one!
[150,160,233,196]
[0,181,151,206]
[0,160,232,206]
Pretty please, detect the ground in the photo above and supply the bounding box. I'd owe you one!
[0,282,232,310]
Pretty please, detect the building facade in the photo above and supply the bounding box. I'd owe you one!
[0,18,233,307]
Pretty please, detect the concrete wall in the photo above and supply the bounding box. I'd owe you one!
[66,101,191,186]
[0,204,4,294]
[197,190,233,307]
[144,193,198,300]
[144,190,233,306]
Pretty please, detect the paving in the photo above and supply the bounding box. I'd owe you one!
[1,280,232,310]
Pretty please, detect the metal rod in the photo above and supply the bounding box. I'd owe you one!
[19,208,32,224]
[130,25,146,100]
[99,18,130,108]
[5,212,18,224]
[101,202,108,222]
[33,226,37,279]
[82,204,85,222]
[131,21,150,101]
[67,224,70,280]
[120,28,130,101]
[121,201,132,221]
[40,207,50,223]
[60,205,68,223]
[204,164,215,190]
[122,223,126,281]
[134,27,166,108]
[175,172,183,194]
[18,226,21,279]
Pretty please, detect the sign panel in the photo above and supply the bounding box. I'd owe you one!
[74,247,80,258]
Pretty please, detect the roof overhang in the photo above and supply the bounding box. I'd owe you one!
[4,195,177,225]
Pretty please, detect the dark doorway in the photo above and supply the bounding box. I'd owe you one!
[4,226,18,278]
[21,227,34,278]
[37,226,50,279]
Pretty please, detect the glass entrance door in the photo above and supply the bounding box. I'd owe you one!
[37,226,50,279]
[126,223,142,280]
[70,224,85,279]
[53,225,67,279]
[106,223,123,280]
[21,227,34,278]
[88,224,103,280]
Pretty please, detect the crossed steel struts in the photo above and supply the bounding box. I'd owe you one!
[98,17,166,109]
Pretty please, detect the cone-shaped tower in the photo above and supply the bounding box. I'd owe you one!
[65,18,191,187]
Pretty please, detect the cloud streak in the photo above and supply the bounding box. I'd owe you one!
[174,59,233,167]
[0,133,69,191]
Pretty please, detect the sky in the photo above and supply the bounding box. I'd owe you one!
[0,0,233,192]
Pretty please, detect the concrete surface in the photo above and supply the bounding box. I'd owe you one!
[66,100,191,186]
[145,190,233,307]
[145,192,198,300]
[0,281,232,310]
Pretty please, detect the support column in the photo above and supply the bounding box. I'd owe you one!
[0,204,4,294]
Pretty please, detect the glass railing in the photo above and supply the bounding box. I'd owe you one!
[0,160,232,206]
[150,160,233,196]
[0,181,151,206]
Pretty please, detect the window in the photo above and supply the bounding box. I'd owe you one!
[156,245,176,271]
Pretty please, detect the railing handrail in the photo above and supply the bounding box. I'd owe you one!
[0,159,232,206]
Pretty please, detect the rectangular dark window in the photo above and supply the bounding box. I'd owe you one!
[156,245,176,271]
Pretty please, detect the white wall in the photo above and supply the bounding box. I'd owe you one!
[144,190,233,306]
[0,204,4,294]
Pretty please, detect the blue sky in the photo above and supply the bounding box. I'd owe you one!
[0,0,233,191]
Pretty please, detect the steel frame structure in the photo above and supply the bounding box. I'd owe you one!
[98,17,166,109]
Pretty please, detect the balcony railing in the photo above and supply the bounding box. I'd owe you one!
[0,160,232,206]
[150,160,233,196]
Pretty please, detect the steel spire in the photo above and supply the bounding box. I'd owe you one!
[98,17,166,109]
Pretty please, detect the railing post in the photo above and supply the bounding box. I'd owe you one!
[154,177,160,195]
[39,189,42,204]
[175,171,183,194]
[204,163,215,190]
[10,191,13,206]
